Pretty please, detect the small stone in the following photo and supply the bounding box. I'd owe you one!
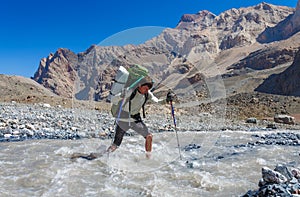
[185,161,193,168]
[12,130,20,135]
[266,123,277,129]
[25,124,35,130]
[4,134,11,138]
[42,103,51,108]
[25,129,34,137]
[291,168,300,179]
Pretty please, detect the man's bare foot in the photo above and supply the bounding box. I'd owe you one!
[107,144,118,153]
[146,151,151,159]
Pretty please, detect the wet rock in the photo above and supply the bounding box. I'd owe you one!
[293,168,300,179]
[275,164,293,181]
[243,165,300,197]
[216,156,224,160]
[183,144,201,151]
[262,167,287,184]
[185,161,194,168]
[253,132,300,146]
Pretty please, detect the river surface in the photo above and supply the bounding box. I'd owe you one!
[1,130,299,197]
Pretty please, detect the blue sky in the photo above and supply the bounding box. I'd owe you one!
[0,0,298,78]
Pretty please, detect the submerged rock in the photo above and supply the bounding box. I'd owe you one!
[183,144,201,151]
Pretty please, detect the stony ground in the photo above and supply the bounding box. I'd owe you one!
[0,99,299,142]
[196,92,300,123]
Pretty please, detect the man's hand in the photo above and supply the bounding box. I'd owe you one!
[166,90,176,102]
[120,88,126,98]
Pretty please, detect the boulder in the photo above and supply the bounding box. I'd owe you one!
[246,117,257,124]
[274,114,295,125]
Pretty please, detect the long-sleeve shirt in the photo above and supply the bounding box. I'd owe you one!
[111,89,165,122]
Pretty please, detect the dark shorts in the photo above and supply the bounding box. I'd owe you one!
[113,113,150,146]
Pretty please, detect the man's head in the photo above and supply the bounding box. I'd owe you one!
[138,83,152,94]
[137,76,153,94]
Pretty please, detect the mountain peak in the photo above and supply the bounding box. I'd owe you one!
[257,0,299,43]
[254,2,273,10]
[176,10,216,30]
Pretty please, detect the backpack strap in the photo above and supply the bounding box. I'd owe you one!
[129,89,149,119]
[128,89,137,116]
[142,92,149,118]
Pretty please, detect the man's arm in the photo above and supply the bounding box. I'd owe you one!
[148,91,167,104]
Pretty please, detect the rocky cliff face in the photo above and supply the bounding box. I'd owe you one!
[32,48,78,98]
[227,43,299,71]
[175,2,294,50]
[32,2,300,100]
[257,0,300,43]
[255,48,300,96]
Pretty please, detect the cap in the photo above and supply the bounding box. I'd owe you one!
[139,76,153,89]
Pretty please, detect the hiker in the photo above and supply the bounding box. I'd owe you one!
[108,76,175,158]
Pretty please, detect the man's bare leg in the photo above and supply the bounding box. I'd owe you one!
[145,134,152,158]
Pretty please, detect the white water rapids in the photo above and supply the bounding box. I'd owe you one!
[1,130,299,197]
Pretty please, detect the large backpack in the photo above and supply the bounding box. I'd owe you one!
[125,64,149,88]
[109,64,150,118]
[107,66,129,103]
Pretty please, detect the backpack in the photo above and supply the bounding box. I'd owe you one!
[107,66,129,103]
[126,64,149,88]
[109,64,150,118]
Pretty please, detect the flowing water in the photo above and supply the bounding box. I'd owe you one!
[1,130,299,197]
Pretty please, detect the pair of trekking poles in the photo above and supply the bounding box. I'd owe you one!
[115,78,182,160]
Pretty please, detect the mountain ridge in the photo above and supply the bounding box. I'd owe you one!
[31,1,299,101]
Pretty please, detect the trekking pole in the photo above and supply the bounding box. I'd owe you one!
[169,100,182,160]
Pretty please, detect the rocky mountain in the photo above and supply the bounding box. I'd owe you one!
[0,74,111,110]
[255,47,300,96]
[257,0,300,43]
[0,74,58,104]
[31,1,300,103]
[33,48,78,98]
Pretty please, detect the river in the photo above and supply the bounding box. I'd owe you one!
[0,130,299,197]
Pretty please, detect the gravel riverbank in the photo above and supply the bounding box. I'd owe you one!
[0,102,114,142]
[0,102,299,142]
